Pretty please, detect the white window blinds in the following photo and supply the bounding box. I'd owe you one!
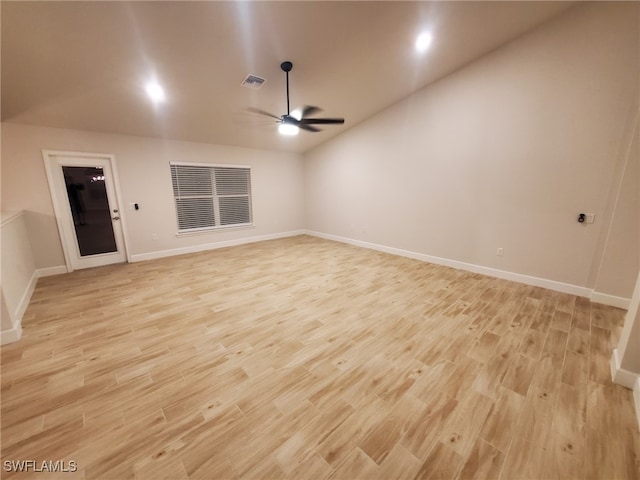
[170,163,252,232]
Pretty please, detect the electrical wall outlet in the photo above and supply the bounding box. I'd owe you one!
[496,248,504,256]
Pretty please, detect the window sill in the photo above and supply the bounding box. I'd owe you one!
[175,223,256,237]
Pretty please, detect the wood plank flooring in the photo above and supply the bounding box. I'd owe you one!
[1,235,638,479]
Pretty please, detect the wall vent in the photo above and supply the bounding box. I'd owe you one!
[241,74,266,89]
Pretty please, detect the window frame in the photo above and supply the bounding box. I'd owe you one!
[169,161,254,235]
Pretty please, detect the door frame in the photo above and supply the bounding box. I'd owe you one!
[42,149,131,272]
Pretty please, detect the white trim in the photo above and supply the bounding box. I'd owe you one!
[612,352,640,430]
[41,149,130,271]
[0,210,24,227]
[592,111,638,307]
[0,265,67,346]
[169,161,252,169]
[41,149,117,160]
[42,151,73,271]
[0,270,36,346]
[170,162,254,233]
[305,230,593,298]
[14,271,39,323]
[176,223,255,237]
[130,230,305,263]
[1,324,22,346]
[109,151,133,264]
[37,265,69,277]
[610,348,640,389]
[590,291,631,309]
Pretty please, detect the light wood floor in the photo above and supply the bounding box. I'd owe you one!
[1,235,638,479]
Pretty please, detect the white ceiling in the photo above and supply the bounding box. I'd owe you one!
[1,1,575,154]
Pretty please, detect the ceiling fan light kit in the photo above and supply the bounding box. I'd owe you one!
[278,122,299,136]
[251,61,345,136]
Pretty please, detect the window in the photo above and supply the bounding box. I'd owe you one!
[170,163,252,232]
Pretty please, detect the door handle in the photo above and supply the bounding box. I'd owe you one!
[112,216,120,220]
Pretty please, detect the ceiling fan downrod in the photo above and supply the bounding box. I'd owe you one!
[281,61,293,117]
[247,60,344,134]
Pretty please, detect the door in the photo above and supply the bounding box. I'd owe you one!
[43,151,128,271]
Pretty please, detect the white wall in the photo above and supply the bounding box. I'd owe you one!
[1,3,637,301]
[1,211,37,344]
[1,293,12,333]
[304,2,639,298]
[1,293,13,333]
[1,123,305,269]
[594,118,639,302]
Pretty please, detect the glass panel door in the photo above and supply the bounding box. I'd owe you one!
[62,166,117,256]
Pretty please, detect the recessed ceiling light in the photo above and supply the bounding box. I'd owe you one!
[145,81,166,103]
[415,31,433,53]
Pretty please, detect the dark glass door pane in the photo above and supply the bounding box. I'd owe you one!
[63,166,117,256]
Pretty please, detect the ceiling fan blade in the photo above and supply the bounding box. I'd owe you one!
[300,105,322,118]
[297,123,321,132]
[247,107,281,120]
[233,115,282,127]
[299,118,345,125]
[248,62,346,135]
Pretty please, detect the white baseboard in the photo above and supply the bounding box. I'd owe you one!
[21,235,633,309]
[37,265,68,277]
[130,230,306,263]
[3,232,632,348]
[590,291,631,309]
[0,270,37,346]
[0,324,22,346]
[14,269,38,326]
[617,354,640,431]
[610,348,640,389]
[305,230,593,298]
[1,266,66,346]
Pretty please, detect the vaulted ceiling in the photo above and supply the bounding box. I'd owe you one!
[2,1,574,153]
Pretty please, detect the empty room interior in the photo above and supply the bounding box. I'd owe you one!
[2,1,640,479]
